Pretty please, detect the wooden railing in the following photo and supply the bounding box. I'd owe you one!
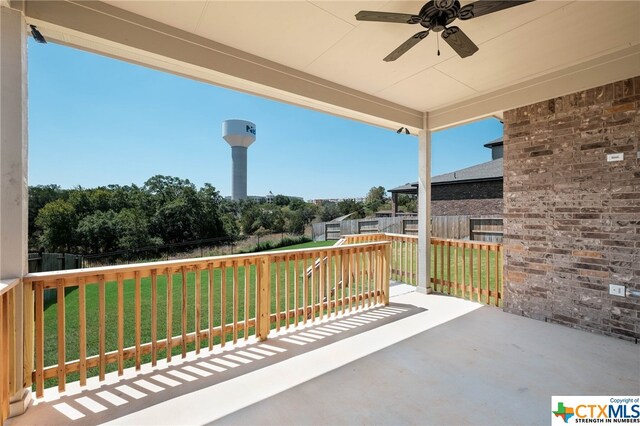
[0,278,20,426]
[343,233,503,307]
[344,233,417,285]
[22,241,390,396]
[431,239,502,307]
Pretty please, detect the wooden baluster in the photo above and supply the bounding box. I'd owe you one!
[341,250,347,315]
[208,263,214,349]
[318,251,326,320]
[220,262,226,348]
[285,254,290,328]
[484,246,493,305]
[453,242,458,298]
[461,243,466,300]
[35,282,44,398]
[310,253,316,322]
[233,261,239,345]
[117,273,124,375]
[303,255,308,325]
[325,251,331,318]
[98,275,106,381]
[477,244,482,303]
[135,271,142,369]
[151,269,158,366]
[358,248,364,310]
[275,256,281,331]
[469,243,474,301]
[195,267,201,354]
[293,255,299,327]
[244,260,250,340]
[409,238,413,285]
[404,239,408,284]
[349,249,355,312]
[166,269,173,361]
[181,266,187,357]
[78,278,87,386]
[496,245,501,306]
[56,279,65,392]
[333,251,339,316]
[367,249,373,306]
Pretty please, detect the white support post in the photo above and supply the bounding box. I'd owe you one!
[417,115,431,294]
[1,4,31,415]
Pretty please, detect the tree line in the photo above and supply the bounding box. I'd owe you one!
[29,175,318,254]
[29,176,412,255]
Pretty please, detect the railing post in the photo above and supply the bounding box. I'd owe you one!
[383,243,390,305]
[257,256,270,341]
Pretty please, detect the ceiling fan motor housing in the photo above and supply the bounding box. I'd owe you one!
[419,0,461,32]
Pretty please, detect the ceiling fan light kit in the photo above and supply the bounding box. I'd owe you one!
[355,0,534,61]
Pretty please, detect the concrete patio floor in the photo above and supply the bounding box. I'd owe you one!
[8,287,639,426]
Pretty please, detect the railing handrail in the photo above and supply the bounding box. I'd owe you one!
[431,236,502,248]
[0,277,20,297]
[344,233,502,248]
[23,241,391,283]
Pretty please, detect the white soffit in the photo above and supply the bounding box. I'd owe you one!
[20,0,640,131]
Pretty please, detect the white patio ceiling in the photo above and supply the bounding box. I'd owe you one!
[20,0,640,130]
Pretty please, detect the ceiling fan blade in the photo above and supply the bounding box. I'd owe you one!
[441,26,478,58]
[384,31,429,62]
[458,1,534,20]
[355,10,420,24]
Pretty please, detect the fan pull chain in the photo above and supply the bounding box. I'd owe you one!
[437,35,440,56]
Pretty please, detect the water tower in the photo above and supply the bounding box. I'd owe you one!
[222,119,256,200]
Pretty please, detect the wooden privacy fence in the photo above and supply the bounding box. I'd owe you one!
[313,215,499,241]
[0,279,20,426]
[344,234,502,307]
[22,241,390,396]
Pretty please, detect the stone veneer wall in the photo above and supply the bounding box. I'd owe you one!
[502,76,640,341]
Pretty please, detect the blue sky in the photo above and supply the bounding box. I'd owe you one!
[28,40,502,200]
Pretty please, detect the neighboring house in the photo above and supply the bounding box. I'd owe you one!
[389,137,504,217]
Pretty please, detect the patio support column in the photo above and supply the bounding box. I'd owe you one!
[0,5,31,416]
[417,118,431,294]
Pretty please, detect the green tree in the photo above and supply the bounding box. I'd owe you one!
[286,210,306,235]
[115,208,154,250]
[198,184,225,239]
[29,184,65,247]
[319,203,340,222]
[240,203,260,235]
[35,199,77,252]
[337,199,364,219]
[145,175,201,243]
[365,186,386,213]
[273,194,290,206]
[76,210,118,253]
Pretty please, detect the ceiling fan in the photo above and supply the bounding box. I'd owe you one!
[355,0,534,61]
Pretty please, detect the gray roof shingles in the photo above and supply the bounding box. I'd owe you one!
[389,158,503,192]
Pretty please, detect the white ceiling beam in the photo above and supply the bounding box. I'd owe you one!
[428,44,640,131]
[23,0,424,131]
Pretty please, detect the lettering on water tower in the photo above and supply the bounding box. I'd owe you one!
[246,125,256,136]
